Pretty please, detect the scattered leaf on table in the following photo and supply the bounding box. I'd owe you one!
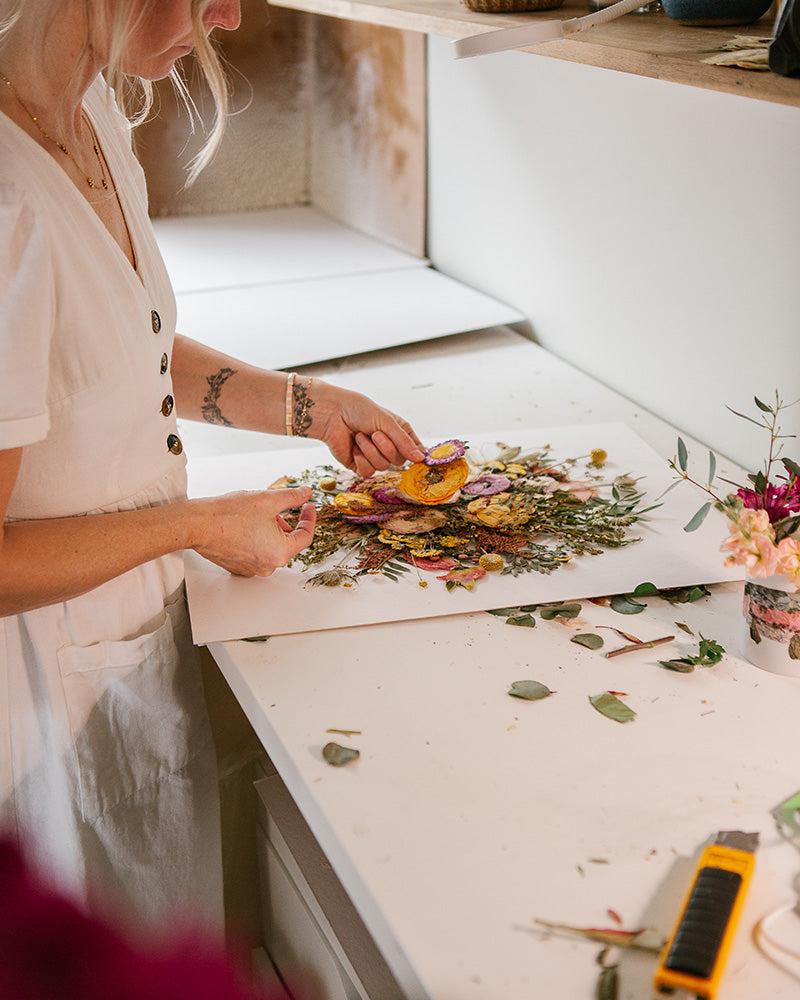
[590,691,636,723]
[660,584,710,604]
[675,622,694,635]
[322,742,360,766]
[631,581,659,596]
[660,634,725,672]
[506,613,536,628]
[486,604,538,617]
[509,680,553,701]
[242,635,270,643]
[659,658,695,673]
[697,635,725,664]
[597,965,618,1000]
[540,602,582,620]
[326,728,362,737]
[571,633,604,650]
[609,594,646,615]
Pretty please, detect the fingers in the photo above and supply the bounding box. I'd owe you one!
[352,425,426,477]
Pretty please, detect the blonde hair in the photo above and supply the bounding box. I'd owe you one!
[0,0,230,185]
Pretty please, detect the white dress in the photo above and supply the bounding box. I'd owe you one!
[0,79,223,928]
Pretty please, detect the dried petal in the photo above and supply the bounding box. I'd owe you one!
[437,566,487,583]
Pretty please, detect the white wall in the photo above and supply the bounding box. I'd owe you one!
[427,36,800,471]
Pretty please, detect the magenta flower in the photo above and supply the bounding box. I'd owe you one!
[737,479,800,523]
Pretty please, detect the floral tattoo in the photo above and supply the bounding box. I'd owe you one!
[202,367,237,426]
[292,379,314,437]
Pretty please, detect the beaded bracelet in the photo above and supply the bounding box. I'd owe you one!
[285,372,296,436]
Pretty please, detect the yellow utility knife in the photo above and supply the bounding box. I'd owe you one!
[654,830,759,1000]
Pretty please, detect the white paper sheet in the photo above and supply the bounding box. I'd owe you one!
[184,423,743,645]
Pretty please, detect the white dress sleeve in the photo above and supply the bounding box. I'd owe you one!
[0,184,55,448]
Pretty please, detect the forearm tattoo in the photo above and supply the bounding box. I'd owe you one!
[202,367,237,426]
[292,379,314,437]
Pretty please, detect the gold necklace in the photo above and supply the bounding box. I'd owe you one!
[0,70,110,191]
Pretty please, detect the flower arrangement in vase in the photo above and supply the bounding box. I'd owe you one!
[669,393,800,675]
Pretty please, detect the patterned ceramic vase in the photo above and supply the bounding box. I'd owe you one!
[740,575,800,676]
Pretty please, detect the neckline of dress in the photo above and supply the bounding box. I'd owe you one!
[0,80,145,291]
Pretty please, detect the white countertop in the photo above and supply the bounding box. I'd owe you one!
[187,330,800,999]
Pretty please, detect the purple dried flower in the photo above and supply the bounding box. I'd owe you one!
[424,440,466,466]
[462,474,512,496]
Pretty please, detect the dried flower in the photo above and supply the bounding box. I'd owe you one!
[424,440,467,465]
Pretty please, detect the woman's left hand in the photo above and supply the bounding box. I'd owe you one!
[306,380,425,477]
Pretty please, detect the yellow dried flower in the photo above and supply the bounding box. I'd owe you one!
[464,494,531,529]
[590,449,608,466]
[479,553,504,571]
[318,476,338,492]
[503,464,527,478]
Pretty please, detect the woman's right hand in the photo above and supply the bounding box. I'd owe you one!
[191,486,316,577]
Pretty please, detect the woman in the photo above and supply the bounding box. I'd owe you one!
[0,0,424,930]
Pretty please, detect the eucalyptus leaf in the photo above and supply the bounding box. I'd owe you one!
[708,450,717,485]
[589,692,636,723]
[661,584,710,604]
[506,614,536,628]
[609,594,646,615]
[571,633,604,650]
[684,501,712,533]
[241,635,270,643]
[677,437,688,472]
[754,395,773,413]
[632,581,659,596]
[322,742,360,767]
[540,603,582,620]
[658,658,695,673]
[509,680,552,701]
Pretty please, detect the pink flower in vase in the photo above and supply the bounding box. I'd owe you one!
[776,536,800,586]
[721,507,780,577]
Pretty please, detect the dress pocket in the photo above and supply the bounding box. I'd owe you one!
[57,596,203,822]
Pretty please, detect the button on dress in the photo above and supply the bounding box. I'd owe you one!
[0,80,222,928]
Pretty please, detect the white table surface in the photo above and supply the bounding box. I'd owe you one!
[187,330,800,1000]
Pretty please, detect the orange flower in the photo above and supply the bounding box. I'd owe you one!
[399,458,469,505]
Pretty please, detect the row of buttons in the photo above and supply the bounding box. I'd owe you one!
[152,309,182,456]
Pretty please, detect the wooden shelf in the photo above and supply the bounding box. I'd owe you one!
[268,0,800,106]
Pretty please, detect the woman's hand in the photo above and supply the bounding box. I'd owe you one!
[191,487,317,577]
[305,381,425,478]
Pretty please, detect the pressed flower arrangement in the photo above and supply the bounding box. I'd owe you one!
[279,440,652,592]
[670,393,800,671]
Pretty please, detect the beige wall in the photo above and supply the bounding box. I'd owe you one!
[136,1,426,256]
